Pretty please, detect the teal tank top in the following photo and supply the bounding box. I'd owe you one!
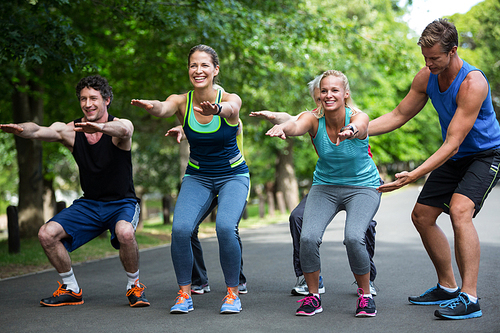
[312,109,380,188]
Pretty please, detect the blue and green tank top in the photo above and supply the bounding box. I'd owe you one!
[182,89,249,177]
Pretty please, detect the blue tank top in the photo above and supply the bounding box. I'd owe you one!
[183,90,249,176]
[426,60,500,160]
[312,109,380,188]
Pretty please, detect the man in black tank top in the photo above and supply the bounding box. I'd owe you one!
[0,75,149,308]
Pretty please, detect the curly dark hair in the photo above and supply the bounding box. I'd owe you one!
[75,75,113,108]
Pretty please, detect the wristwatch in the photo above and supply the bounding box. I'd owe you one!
[340,124,359,135]
[214,103,222,115]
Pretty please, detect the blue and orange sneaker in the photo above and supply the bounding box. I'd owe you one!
[126,279,150,307]
[170,291,194,314]
[220,288,242,314]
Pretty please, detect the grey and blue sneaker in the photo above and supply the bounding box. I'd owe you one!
[434,292,482,320]
[291,276,325,296]
[238,283,248,294]
[220,289,242,314]
[170,291,194,314]
[353,280,378,296]
[191,284,211,295]
[409,284,460,305]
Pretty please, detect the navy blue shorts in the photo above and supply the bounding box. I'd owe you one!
[417,149,500,217]
[49,198,140,252]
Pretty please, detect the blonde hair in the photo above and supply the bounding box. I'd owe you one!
[316,70,360,118]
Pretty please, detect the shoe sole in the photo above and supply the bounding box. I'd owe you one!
[434,309,482,320]
[409,299,450,305]
[129,301,150,307]
[221,309,242,314]
[355,311,377,317]
[40,300,84,307]
[191,290,205,295]
[296,308,323,316]
[170,308,194,314]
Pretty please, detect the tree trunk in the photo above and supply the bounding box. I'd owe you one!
[275,140,299,212]
[162,194,172,224]
[12,71,45,238]
[43,178,57,223]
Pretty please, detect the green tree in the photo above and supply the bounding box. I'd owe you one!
[0,0,87,236]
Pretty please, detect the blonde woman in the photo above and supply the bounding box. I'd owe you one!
[267,70,381,317]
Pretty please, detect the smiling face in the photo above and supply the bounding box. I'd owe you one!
[320,75,349,112]
[79,87,109,122]
[188,50,220,88]
[421,43,455,75]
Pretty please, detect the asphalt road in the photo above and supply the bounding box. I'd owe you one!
[2,185,500,332]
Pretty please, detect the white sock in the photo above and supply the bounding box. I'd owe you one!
[126,270,139,290]
[438,283,459,293]
[466,293,478,303]
[60,268,80,293]
[313,293,320,298]
[363,294,373,299]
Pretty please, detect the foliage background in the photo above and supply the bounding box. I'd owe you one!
[0,0,497,215]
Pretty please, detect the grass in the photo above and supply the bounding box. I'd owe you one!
[0,203,289,279]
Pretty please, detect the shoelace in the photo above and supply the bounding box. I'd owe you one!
[52,281,80,297]
[356,287,369,308]
[52,281,68,297]
[126,282,147,297]
[297,295,319,307]
[223,289,237,305]
[439,293,469,310]
[174,291,191,305]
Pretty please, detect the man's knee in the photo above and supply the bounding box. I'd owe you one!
[38,222,65,248]
[115,221,136,245]
[411,204,440,230]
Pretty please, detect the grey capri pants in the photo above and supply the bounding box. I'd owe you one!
[299,184,381,275]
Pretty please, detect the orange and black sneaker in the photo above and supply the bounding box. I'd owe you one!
[126,279,150,307]
[40,281,84,307]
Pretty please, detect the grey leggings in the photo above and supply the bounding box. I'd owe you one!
[300,184,381,275]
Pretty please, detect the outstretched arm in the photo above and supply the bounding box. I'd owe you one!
[336,111,370,145]
[377,70,488,192]
[249,110,297,125]
[131,93,183,119]
[75,118,134,150]
[266,112,316,140]
[0,122,74,148]
[369,67,430,136]
[194,92,242,124]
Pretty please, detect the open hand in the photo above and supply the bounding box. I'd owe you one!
[131,99,154,110]
[266,124,287,140]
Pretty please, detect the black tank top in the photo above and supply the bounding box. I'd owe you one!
[72,114,137,201]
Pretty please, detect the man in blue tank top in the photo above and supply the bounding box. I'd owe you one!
[0,75,149,308]
[369,19,500,320]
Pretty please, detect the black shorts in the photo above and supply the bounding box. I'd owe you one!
[417,148,500,217]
